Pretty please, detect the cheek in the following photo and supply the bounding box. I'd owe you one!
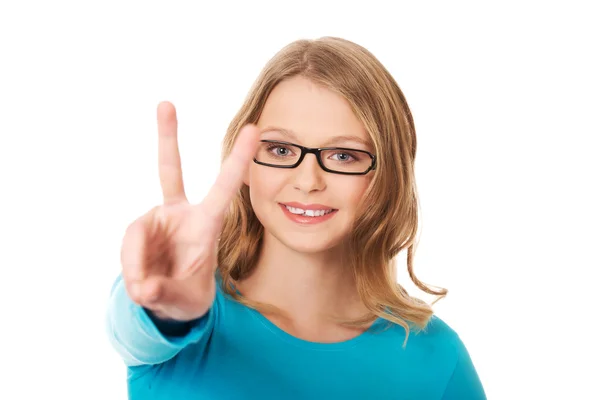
[334,177,371,210]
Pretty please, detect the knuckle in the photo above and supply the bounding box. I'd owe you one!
[124,281,143,304]
[146,279,164,303]
[123,218,143,242]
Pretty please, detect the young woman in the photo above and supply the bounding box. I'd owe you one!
[106,36,486,399]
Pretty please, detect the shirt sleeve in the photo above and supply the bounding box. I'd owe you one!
[105,274,217,367]
[441,335,487,400]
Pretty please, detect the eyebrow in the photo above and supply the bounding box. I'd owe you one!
[260,126,372,148]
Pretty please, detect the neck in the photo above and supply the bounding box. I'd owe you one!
[237,231,367,323]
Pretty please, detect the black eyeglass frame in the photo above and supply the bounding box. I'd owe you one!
[253,139,377,176]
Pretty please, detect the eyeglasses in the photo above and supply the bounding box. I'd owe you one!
[253,140,377,175]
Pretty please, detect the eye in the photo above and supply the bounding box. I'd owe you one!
[266,144,294,157]
[331,152,356,162]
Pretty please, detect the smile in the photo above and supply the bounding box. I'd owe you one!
[278,203,338,225]
[283,205,334,217]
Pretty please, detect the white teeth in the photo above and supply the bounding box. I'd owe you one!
[284,205,334,217]
[286,206,305,215]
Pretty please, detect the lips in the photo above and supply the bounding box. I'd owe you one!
[278,203,338,225]
[279,202,337,211]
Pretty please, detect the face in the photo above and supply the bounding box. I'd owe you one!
[244,75,374,254]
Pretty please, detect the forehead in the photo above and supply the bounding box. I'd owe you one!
[257,76,370,148]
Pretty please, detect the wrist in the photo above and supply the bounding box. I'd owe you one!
[144,308,197,337]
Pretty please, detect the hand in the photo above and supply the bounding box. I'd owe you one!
[120,101,260,321]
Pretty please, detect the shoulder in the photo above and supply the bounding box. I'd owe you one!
[414,315,486,398]
[374,313,464,360]
[417,314,462,344]
[368,315,485,397]
[409,314,470,363]
[375,314,470,376]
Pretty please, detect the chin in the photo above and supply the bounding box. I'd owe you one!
[275,231,344,255]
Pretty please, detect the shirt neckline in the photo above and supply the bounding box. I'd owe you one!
[245,305,386,351]
[226,280,386,351]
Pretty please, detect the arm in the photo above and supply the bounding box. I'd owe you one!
[105,274,217,367]
[441,336,486,400]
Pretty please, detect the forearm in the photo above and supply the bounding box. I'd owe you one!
[105,275,214,367]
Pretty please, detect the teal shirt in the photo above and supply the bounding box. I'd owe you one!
[106,275,485,399]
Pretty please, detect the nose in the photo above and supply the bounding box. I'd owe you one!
[293,153,326,194]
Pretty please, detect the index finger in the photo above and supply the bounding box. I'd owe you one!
[199,124,260,219]
[157,101,187,204]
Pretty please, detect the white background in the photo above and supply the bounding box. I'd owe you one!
[1,1,598,399]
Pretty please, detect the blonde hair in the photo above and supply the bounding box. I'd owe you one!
[217,36,446,342]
